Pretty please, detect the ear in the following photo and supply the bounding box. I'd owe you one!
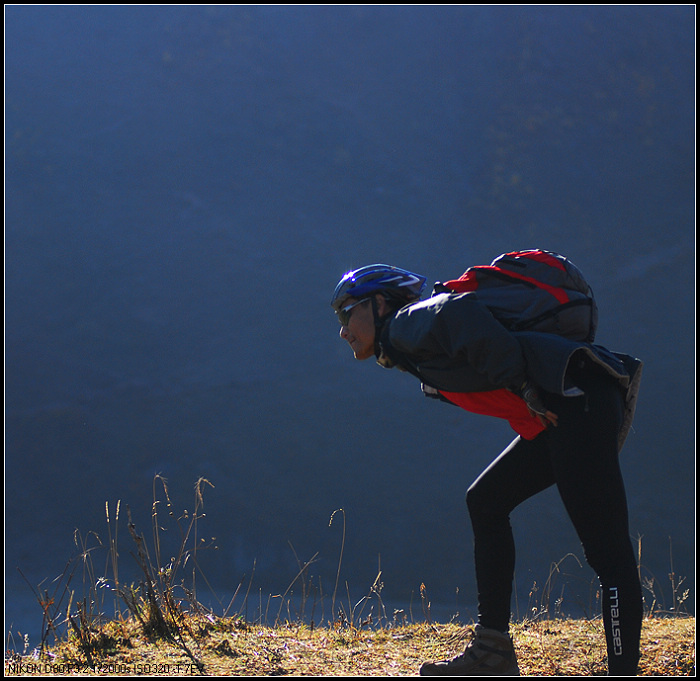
[375,293,392,317]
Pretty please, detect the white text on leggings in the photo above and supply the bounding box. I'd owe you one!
[609,586,623,656]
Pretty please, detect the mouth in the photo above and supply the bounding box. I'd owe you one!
[346,337,362,357]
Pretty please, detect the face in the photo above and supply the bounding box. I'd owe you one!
[338,294,391,360]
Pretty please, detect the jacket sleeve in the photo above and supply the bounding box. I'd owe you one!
[387,292,529,390]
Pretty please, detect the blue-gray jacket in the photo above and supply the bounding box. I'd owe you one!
[377,292,642,451]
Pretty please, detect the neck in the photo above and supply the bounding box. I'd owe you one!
[372,297,396,361]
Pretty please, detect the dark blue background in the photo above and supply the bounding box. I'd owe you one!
[5,5,694,645]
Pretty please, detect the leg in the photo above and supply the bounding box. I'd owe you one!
[466,434,556,632]
[545,372,643,675]
[420,437,555,676]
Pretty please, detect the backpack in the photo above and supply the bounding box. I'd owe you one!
[434,249,598,342]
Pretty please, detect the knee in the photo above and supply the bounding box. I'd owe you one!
[465,483,481,515]
[582,538,639,585]
[466,481,498,519]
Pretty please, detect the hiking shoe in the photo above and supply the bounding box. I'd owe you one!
[419,625,520,676]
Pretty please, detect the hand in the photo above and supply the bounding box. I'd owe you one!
[528,406,559,428]
[519,382,559,427]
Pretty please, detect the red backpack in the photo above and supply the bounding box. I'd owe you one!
[435,250,598,342]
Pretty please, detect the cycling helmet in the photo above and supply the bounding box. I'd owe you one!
[331,264,427,313]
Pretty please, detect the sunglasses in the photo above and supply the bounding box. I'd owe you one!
[337,298,371,326]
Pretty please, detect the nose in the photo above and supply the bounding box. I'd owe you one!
[339,325,349,340]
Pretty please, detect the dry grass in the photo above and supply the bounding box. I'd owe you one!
[6,480,694,676]
[5,614,694,676]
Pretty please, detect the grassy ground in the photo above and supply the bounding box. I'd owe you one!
[5,614,694,676]
[6,482,694,676]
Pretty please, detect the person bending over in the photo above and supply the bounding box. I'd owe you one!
[331,263,643,676]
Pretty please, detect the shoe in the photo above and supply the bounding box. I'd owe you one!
[419,624,520,676]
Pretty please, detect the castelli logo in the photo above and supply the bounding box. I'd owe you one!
[609,587,623,656]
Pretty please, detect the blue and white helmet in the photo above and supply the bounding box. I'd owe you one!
[331,264,427,313]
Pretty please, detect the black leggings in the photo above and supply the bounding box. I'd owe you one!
[466,369,643,675]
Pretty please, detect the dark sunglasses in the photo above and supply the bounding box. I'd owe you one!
[337,298,371,326]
